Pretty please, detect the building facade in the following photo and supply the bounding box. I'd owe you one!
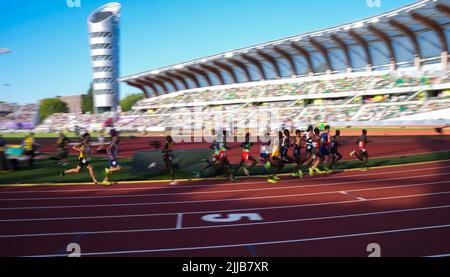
[58,95,83,114]
[88,2,121,113]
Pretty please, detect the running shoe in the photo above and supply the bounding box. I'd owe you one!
[349,151,355,158]
[267,178,278,184]
[59,171,65,179]
[314,167,326,174]
[243,168,250,176]
[309,168,314,176]
[169,181,179,186]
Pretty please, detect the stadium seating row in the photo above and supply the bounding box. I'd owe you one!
[34,99,450,132]
[134,71,449,108]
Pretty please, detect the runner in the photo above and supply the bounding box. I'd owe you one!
[54,132,69,166]
[320,125,332,173]
[234,133,257,176]
[307,128,326,176]
[329,129,343,169]
[60,133,99,184]
[163,135,178,186]
[291,129,304,178]
[217,130,236,182]
[281,129,295,164]
[102,130,122,185]
[22,133,36,168]
[350,129,371,168]
[197,129,222,177]
[259,129,272,170]
[302,125,314,165]
[268,131,284,184]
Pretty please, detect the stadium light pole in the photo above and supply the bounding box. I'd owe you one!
[3,84,11,103]
[1,50,13,103]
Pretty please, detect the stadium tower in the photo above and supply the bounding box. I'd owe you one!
[88,2,121,113]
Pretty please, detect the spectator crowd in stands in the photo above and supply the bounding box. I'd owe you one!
[3,71,449,134]
[0,103,38,130]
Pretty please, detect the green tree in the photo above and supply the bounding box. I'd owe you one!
[39,98,69,122]
[82,84,94,113]
[120,93,144,112]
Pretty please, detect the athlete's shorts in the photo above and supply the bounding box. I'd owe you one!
[211,154,219,163]
[305,145,313,153]
[260,152,270,159]
[320,147,330,156]
[358,149,368,159]
[109,159,119,168]
[219,150,227,160]
[78,158,90,168]
[330,146,338,155]
[311,148,323,160]
[272,147,280,158]
[163,153,174,162]
[241,151,250,161]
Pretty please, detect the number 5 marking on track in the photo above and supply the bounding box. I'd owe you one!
[367,243,381,257]
[67,243,81,257]
[201,213,263,223]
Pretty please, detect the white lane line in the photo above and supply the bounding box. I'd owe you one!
[25,224,450,257]
[176,213,183,230]
[1,200,450,239]
[340,191,367,201]
[1,164,450,195]
[3,168,449,202]
[2,190,450,223]
[0,177,448,211]
[426,253,450,257]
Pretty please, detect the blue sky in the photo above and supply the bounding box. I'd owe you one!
[0,0,415,104]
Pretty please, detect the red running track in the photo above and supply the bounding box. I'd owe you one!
[1,160,450,257]
[35,135,450,161]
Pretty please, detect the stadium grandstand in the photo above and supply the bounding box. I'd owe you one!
[0,103,39,131]
[35,0,450,133]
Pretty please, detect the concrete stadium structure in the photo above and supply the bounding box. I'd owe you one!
[121,0,450,97]
[88,2,121,113]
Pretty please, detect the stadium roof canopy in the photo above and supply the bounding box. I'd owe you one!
[120,0,450,97]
